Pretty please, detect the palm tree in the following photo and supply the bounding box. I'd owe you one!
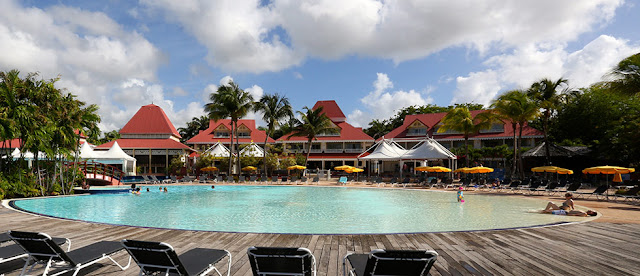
[528,78,568,165]
[288,106,334,167]
[437,107,498,167]
[491,90,539,178]
[607,52,640,95]
[204,82,254,175]
[254,93,293,175]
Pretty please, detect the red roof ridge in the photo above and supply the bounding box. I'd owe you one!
[312,100,346,121]
[120,104,181,138]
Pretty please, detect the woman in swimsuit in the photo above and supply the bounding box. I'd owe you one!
[542,193,574,214]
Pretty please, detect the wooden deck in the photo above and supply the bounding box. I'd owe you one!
[1,205,639,276]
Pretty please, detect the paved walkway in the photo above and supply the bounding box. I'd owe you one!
[1,186,640,275]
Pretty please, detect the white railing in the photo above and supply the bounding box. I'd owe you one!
[345,148,363,153]
[309,149,322,153]
[325,148,344,153]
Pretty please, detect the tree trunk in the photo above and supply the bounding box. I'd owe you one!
[235,121,241,174]
[511,122,517,179]
[543,110,550,165]
[464,135,470,168]
[304,138,313,167]
[228,122,234,176]
[518,123,525,179]
[262,129,269,177]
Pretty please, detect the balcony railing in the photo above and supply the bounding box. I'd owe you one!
[309,148,322,153]
[345,148,363,153]
[325,148,344,153]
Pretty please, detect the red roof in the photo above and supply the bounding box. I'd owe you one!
[0,139,21,148]
[382,110,544,141]
[312,100,346,121]
[186,119,275,144]
[96,139,192,150]
[278,121,374,142]
[119,104,181,138]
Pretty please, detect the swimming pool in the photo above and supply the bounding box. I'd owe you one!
[11,185,587,234]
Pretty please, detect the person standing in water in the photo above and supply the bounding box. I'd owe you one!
[457,187,464,202]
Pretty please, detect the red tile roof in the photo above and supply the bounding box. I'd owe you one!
[278,121,374,142]
[312,100,346,121]
[382,110,544,141]
[186,119,275,144]
[0,139,21,148]
[119,104,181,138]
[96,139,192,150]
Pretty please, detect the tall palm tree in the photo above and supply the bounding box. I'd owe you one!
[288,106,334,167]
[437,107,498,167]
[254,93,293,175]
[528,78,568,165]
[204,82,254,175]
[607,52,640,95]
[491,90,539,178]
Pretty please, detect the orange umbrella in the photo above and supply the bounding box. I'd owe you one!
[613,172,623,183]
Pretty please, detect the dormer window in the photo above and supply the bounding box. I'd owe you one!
[236,125,251,138]
[317,128,340,137]
[407,120,428,136]
[433,124,462,135]
[479,123,505,133]
[214,131,230,138]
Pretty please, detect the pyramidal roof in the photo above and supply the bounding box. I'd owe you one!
[119,104,181,138]
[312,100,346,122]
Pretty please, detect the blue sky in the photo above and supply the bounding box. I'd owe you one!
[2,0,639,132]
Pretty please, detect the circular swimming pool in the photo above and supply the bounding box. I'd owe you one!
[11,185,587,234]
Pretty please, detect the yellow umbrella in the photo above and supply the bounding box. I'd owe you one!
[556,168,574,175]
[334,165,355,171]
[582,166,635,174]
[454,167,474,173]
[201,166,218,172]
[468,167,494,174]
[416,166,452,173]
[241,166,257,171]
[531,166,563,173]
[287,165,307,170]
[345,168,364,173]
[613,172,623,183]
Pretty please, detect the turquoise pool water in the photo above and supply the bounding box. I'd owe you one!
[12,185,586,234]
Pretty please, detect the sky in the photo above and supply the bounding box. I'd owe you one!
[1,0,639,133]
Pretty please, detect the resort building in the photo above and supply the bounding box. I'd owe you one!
[96,104,192,175]
[186,119,275,152]
[277,100,375,170]
[383,110,543,148]
[381,110,544,170]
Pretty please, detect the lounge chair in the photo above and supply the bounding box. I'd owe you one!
[614,186,640,202]
[399,177,411,188]
[260,175,268,184]
[575,185,609,200]
[122,239,230,276]
[291,176,299,184]
[216,175,223,183]
[301,176,308,184]
[338,176,348,185]
[311,176,319,185]
[141,175,152,184]
[199,175,209,183]
[280,176,288,184]
[376,177,385,187]
[7,230,130,276]
[162,176,174,184]
[150,175,161,184]
[343,249,438,276]
[249,175,257,183]
[523,181,543,195]
[247,247,316,276]
[388,177,398,187]
[226,175,234,183]
[0,232,69,268]
[499,181,520,192]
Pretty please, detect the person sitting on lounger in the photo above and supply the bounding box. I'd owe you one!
[543,193,575,212]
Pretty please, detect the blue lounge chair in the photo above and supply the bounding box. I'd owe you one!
[338,176,348,185]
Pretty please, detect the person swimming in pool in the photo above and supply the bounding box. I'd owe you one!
[543,192,574,212]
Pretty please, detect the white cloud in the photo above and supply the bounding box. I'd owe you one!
[172,87,189,96]
[450,35,640,105]
[347,73,433,127]
[245,84,264,100]
[293,71,303,79]
[142,0,623,73]
[219,75,234,86]
[0,0,167,134]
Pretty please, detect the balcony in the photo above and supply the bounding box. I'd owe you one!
[345,148,363,153]
[309,148,322,153]
[325,148,344,153]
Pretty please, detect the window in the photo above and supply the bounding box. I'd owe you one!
[237,132,251,138]
[479,123,505,133]
[317,128,340,136]
[214,131,229,138]
[407,128,427,136]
